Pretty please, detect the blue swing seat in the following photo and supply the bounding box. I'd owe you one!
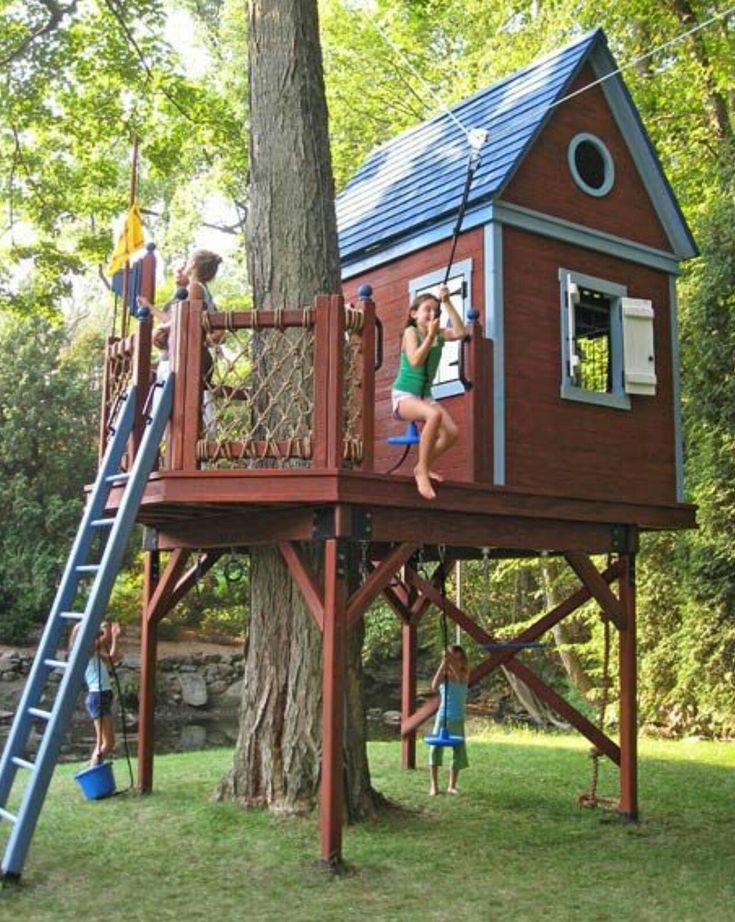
[423,725,465,748]
[387,421,421,445]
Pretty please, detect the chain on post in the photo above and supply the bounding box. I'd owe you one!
[224,548,245,585]
[358,539,370,586]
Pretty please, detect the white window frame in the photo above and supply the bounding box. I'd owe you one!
[559,268,631,411]
[408,259,472,399]
[568,133,615,198]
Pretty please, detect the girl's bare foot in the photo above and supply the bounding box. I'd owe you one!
[447,787,458,795]
[429,787,438,796]
[429,471,444,482]
[414,466,436,500]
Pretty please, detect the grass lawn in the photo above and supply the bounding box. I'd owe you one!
[1,727,733,922]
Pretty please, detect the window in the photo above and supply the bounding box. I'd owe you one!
[409,259,472,398]
[560,269,630,410]
[568,133,615,197]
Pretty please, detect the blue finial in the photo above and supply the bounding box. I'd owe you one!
[357,284,372,299]
[136,306,151,320]
[467,306,480,322]
[145,242,157,252]
[174,286,189,301]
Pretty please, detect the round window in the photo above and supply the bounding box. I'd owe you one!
[567,133,615,197]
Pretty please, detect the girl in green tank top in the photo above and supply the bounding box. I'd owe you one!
[390,284,467,500]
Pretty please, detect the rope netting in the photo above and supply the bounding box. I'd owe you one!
[342,305,365,465]
[196,308,316,468]
[102,339,135,459]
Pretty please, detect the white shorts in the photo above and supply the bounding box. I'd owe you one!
[391,389,437,419]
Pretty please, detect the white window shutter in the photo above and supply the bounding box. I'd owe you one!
[567,276,580,381]
[621,298,656,396]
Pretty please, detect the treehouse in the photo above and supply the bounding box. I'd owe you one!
[0,29,697,878]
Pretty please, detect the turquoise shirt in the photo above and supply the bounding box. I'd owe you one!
[84,656,111,693]
[392,330,444,398]
[438,681,468,723]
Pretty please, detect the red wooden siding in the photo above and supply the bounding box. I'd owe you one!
[503,225,677,504]
[344,227,485,482]
[503,65,672,253]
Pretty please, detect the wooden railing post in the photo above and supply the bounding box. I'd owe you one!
[181,301,204,471]
[465,320,494,484]
[327,294,345,470]
[168,300,190,471]
[130,313,153,461]
[312,295,331,469]
[358,296,376,472]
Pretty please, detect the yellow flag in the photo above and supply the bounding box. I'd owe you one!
[106,201,145,276]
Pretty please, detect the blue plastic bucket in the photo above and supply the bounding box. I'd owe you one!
[74,761,116,800]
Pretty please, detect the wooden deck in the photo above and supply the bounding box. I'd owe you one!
[106,467,695,553]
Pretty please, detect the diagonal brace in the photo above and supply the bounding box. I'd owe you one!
[565,553,625,629]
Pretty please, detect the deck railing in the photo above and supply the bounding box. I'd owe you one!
[99,292,493,483]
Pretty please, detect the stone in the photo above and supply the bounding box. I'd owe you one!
[179,724,207,750]
[177,673,208,707]
[208,681,228,696]
[0,656,17,674]
[223,679,243,701]
[382,710,401,726]
[367,708,383,720]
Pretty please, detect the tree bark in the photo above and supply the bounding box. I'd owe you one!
[541,560,595,698]
[217,0,375,817]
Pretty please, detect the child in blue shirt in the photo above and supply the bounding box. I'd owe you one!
[71,621,123,766]
[429,645,469,795]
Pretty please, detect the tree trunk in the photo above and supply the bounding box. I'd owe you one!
[541,560,596,698]
[217,0,375,817]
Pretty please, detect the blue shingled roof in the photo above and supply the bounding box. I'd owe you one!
[336,30,604,263]
[337,27,701,268]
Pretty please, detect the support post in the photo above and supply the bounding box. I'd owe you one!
[137,548,191,793]
[320,538,348,868]
[138,550,160,793]
[401,619,417,770]
[618,553,638,820]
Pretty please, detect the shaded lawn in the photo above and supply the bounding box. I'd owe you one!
[1,728,733,922]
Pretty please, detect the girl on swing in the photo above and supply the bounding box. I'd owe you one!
[391,284,466,499]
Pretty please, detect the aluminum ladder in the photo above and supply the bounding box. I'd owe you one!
[0,374,173,880]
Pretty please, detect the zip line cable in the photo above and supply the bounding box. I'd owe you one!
[361,3,735,154]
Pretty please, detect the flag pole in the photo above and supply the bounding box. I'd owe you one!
[120,136,139,339]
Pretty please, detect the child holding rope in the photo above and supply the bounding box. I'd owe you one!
[429,645,469,795]
[70,621,123,766]
[391,284,466,499]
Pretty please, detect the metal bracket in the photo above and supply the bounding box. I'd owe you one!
[351,508,373,541]
[141,526,159,551]
[312,507,336,540]
[610,525,639,555]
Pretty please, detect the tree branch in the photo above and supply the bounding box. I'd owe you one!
[667,0,734,145]
[0,1,80,69]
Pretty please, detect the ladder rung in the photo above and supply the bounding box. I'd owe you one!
[0,807,17,824]
[43,658,67,671]
[91,518,116,528]
[75,565,100,573]
[28,707,52,721]
[60,611,84,621]
[11,757,34,771]
[105,473,130,483]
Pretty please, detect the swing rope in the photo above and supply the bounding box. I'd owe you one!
[578,614,617,810]
[423,546,465,748]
